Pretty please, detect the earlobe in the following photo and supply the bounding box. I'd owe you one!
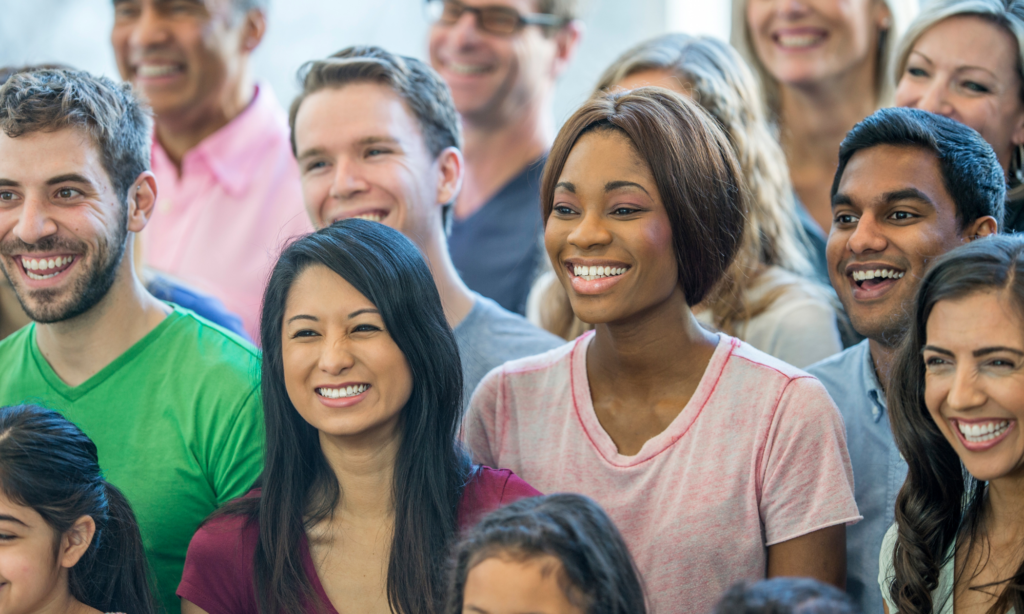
[966,216,999,240]
[128,172,159,233]
[435,147,464,208]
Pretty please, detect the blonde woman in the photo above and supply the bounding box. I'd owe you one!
[894,0,1024,232]
[732,0,916,235]
[526,34,843,369]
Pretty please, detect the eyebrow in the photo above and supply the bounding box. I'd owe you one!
[923,345,1024,358]
[910,50,998,80]
[0,514,27,526]
[0,178,20,188]
[296,147,328,163]
[285,308,379,325]
[553,180,651,195]
[46,173,94,187]
[832,187,937,209]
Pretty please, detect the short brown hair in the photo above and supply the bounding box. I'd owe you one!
[541,88,746,306]
[289,46,462,159]
[0,68,152,207]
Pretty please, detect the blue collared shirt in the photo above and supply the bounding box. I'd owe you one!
[807,339,908,614]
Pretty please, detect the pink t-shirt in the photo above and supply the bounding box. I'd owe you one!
[146,85,313,338]
[177,467,539,614]
[465,332,860,613]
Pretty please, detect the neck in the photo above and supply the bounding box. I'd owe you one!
[319,425,400,520]
[588,289,718,396]
[155,73,255,171]
[984,473,1024,542]
[419,228,476,328]
[34,250,170,387]
[868,338,898,392]
[456,102,552,219]
[27,576,100,614]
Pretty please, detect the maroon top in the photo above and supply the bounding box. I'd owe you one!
[177,466,539,614]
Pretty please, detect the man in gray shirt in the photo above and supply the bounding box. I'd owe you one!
[289,46,562,406]
[806,108,1004,613]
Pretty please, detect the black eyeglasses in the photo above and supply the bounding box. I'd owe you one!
[425,0,569,36]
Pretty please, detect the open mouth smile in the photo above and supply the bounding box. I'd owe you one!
[847,266,906,300]
[951,418,1015,452]
[18,255,77,281]
[331,210,389,225]
[565,262,631,295]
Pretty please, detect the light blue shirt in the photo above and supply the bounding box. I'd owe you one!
[807,339,908,614]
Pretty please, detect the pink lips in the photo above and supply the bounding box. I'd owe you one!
[315,384,371,408]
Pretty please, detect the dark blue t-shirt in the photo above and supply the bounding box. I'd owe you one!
[146,273,251,342]
[448,157,546,315]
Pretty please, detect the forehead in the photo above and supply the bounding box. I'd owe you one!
[114,0,234,12]
[459,0,541,12]
[560,129,651,183]
[0,128,110,187]
[927,290,1024,343]
[294,83,427,151]
[285,263,376,313]
[837,144,950,205]
[914,15,1020,73]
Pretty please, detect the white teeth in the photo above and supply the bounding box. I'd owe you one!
[572,265,628,280]
[777,34,824,48]
[317,384,369,399]
[957,420,1010,443]
[22,255,74,278]
[136,64,181,78]
[852,269,904,282]
[449,63,488,75]
[353,213,385,223]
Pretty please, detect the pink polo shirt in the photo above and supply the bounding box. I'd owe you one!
[465,332,860,613]
[146,85,313,337]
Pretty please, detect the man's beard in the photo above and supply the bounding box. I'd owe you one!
[0,221,128,324]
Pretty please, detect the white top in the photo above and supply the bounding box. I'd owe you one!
[878,523,1017,614]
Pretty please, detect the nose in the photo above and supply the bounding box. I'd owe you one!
[566,209,613,251]
[846,212,887,255]
[776,0,810,17]
[945,364,987,413]
[318,336,356,376]
[916,81,954,118]
[13,197,58,246]
[329,157,371,202]
[446,10,485,50]
[129,4,172,51]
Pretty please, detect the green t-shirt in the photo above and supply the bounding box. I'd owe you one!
[0,306,264,612]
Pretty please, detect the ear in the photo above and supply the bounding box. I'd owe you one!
[875,0,893,30]
[240,9,267,53]
[550,20,584,80]
[964,215,999,240]
[434,146,464,210]
[59,515,96,570]
[128,171,158,234]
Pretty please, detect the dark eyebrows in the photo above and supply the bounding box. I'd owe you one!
[46,173,94,187]
[923,345,954,357]
[605,180,650,196]
[832,193,853,208]
[555,181,576,193]
[882,187,935,209]
[357,136,400,146]
[348,308,379,318]
[0,179,20,188]
[0,514,27,526]
[974,346,1024,357]
[286,314,318,325]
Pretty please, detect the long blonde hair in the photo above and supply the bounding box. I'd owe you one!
[530,34,828,340]
[730,0,917,114]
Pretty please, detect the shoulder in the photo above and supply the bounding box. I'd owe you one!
[184,511,259,576]
[727,338,816,382]
[806,341,868,388]
[163,308,260,383]
[458,296,564,355]
[459,466,541,531]
[0,324,32,355]
[724,339,838,415]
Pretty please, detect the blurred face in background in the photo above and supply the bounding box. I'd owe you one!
[746,0,891,89]
[292,82,462,247]
[428,0,578,125]
[111,0,262,123]
[895,15,1024,173]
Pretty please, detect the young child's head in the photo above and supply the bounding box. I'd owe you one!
[447,493,646,614]
[0,405,154,614]
[714,577,856,614]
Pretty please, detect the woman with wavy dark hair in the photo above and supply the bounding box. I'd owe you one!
[0,404,155,614]
[884,234,1024,613]
[178,220,538,614]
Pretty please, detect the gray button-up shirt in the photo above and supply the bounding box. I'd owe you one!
[807,339,908,614]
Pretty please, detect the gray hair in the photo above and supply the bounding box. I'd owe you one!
[0,67,153,207]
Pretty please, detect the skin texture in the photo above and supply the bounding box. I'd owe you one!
[895,15,1024,174]
[828,144,997,387]
[922,291,1024,614]
[428,0,581,219]
[291,82,474,327]
[110,0,265,167]
[545,129,847,586]
[0,492,99,614]
[0,128,167,387]
[614,69,690,96]
[461,555,584,614]
[745,0,891,233]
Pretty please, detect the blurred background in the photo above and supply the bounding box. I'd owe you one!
[0,0,732,125]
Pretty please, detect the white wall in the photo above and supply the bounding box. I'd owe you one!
[1,0,706,126]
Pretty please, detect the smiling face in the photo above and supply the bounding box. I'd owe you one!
[544,129,681,325]
[429,0,561,124]
[0,129,133,324]
[746,0,890,88]
[462,554,585,614]
[110,0,252,122]
[294,83,458,244]
[895,15,1024,173]
[828,144,996,344]
[281,264,414,444]
[923,291,1024,483]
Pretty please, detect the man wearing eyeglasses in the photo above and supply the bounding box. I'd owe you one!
[427,0,582,315]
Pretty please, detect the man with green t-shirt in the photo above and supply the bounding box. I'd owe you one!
[0,68,263,611]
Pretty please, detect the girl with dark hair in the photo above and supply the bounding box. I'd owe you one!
[464,88,859,613]
[178,219,538,614]
[0,404,154,614]
[883,234,1024,614]
[446,494,647,614]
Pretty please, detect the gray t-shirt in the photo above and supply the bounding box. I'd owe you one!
[454,293,564,408]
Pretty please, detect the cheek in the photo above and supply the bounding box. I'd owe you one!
[543,217,569,262]
[379,348,414,415]
[923,373,947,420]
[281,344,313,402]
[639,219,675,268]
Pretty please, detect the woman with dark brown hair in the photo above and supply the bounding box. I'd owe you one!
[464,87,860,613]
[883,234,1024,614]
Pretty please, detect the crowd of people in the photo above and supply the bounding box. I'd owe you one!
[1,0,1024,613]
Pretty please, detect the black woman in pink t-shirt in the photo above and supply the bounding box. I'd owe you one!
[178,220,538,614]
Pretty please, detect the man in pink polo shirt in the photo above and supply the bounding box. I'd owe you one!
[110,0,312,337]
